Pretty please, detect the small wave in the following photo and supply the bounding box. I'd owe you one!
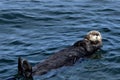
[0,58,14,63]
[97,9,116,12]
[105,55,120,63]
[7,40,32,47]
[8,40,26,45]
[0,11,38,24]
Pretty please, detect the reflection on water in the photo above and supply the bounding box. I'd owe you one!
[0,0,120,80]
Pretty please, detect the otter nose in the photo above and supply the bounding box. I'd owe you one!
[95,36,98,40]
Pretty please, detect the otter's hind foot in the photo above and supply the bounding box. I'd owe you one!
[23,60,33,79]
[18,57,33,79]
[18,57,23,76]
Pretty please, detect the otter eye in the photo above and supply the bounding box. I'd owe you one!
[96,34,99,36]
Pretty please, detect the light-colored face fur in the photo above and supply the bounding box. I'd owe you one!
[85,30,102,45]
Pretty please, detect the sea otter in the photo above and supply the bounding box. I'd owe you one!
[17,30,102,79]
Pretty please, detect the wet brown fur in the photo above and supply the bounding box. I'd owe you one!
[18,31,102,78]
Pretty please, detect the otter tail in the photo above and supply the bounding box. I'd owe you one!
[18,57,33,80]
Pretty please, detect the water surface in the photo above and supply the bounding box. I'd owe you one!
[0,0,120,80]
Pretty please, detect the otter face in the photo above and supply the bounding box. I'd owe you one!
[85,30,102,45]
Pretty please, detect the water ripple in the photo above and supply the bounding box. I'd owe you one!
[0,0,120,80]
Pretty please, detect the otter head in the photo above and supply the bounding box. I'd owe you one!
[85,30,102,47]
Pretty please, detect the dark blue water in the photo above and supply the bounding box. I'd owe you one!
[0,0,120,80]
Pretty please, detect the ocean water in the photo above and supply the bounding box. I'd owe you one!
[0,0,120,80]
